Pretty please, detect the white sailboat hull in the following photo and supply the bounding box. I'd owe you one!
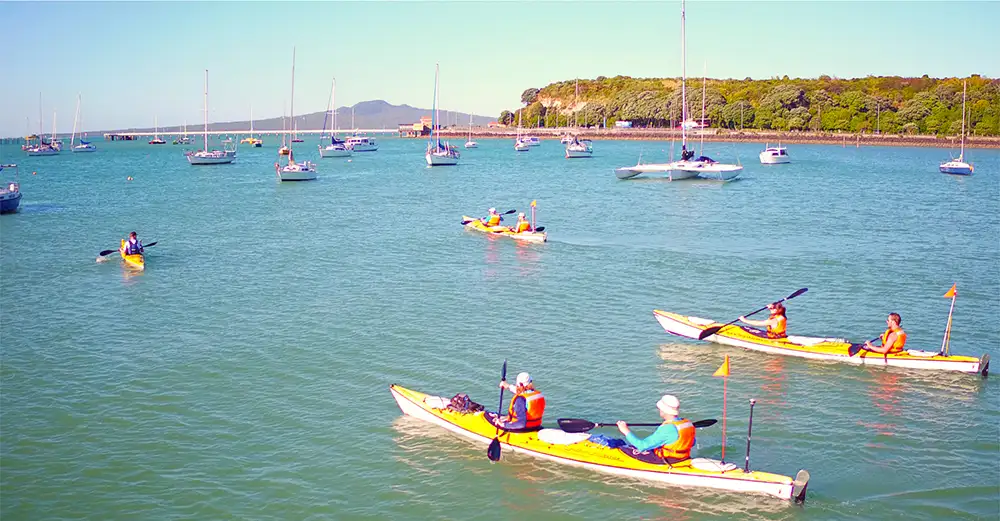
[71,144,97,153]
[320,145,352,158]
[278,162,318,181]
[464,141,478,149]
[26,147,59,156]
[613,163,699,180]
[939,161,973,175]
[187,151,234,165]
[426,152,459,166]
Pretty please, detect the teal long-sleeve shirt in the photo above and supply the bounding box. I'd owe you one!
[625,422,681,452]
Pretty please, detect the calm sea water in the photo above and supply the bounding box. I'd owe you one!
[2,137,998,520]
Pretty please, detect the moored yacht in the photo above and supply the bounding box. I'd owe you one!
[759,145,790,164]
[187,70,235,165]
[346,134,378,152]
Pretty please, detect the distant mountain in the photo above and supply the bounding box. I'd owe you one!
[107,100,494,134]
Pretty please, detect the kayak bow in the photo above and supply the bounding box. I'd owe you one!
[390,384,808,501]
[653,310,989,376]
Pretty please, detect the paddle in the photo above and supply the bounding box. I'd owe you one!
[698,288,809,340]
[461,209,516,225]
[487,359,507,462]
[848,337,882,357]
[99,241,157,257]
[557,418,717,434]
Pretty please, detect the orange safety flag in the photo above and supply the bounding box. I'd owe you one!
[943,283,957,298]
[531,200,537,208]
[713,355,731,377]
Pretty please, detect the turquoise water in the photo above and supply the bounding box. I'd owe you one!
[2,138,998,520]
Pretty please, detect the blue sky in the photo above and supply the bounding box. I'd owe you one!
[1,1,996,134]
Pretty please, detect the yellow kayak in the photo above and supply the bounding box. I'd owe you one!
[390,384,808,501]
[462,215,546,243]
[653,310,989,376]
[119,239,145,271]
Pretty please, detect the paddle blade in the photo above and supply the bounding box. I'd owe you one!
[557,418,597,433]
[98,249,117,257]
[487,437,501,461]
[693,419,718,428]
[145,241,157,248]
[503,209,516,215]
[698,326,723,341]
[785,287,808,300]
[534,226,545,232]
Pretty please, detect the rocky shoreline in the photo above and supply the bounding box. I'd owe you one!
[435,128,1000,149]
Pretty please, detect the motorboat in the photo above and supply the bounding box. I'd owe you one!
[346,135,378,152]
[0,164,22,214]
[759,145,789,164]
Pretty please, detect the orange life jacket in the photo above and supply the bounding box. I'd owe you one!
[881,327,907,353]
[508,390,545,429]
[515,220,531,233]
[486,214,501,226]
[767,314,787,338]
[653,419,696,461]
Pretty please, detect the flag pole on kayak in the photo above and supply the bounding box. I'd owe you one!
[940,283,957,356]
[712,355,730,462]
[744,398,756,473]
[530,199,537,232]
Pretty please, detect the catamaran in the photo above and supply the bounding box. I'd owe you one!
[276,47,317,181]
[939,80,974,175]
[187,70,235,165]
[319,78,351,158]
[425,64,460,166]
[672,64,742,181]
[240,107,263,147]
[70,94,97,152]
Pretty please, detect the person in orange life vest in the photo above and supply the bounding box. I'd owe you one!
[616,394,696,463]
[494,372,545,431]
[864,313,907,354]
[123,231,144,255]
[738,301,788,339]
[510,212,531,233]
[482,208,502,227]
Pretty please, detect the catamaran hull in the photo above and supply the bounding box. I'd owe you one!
[390,384,806,501]
[614,164,699,180]
[653,310,989,376]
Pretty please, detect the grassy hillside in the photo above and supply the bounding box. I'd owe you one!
[502,75,1000,136]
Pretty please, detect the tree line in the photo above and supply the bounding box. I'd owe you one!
[498,75,1000,136]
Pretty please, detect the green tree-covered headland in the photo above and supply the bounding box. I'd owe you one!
[500,75,999,137]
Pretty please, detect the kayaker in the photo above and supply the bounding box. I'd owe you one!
[739,302,788,339]
[123,232,144,255]
[482,208,502,227]
[864,313,907,354]
[510,212,532,233]
[616,395,695,463]
[493,372,546,431]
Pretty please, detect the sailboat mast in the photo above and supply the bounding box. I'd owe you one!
[680,0,688,147]
[39,93,43,139]
[203,70,209,151]
[250,105,254,134]
[700,63,706,156]
[435,64,440,145]
[333,79,338,133]
[960,79,967,160]
[72,94,81,146]
[289,47,296,152]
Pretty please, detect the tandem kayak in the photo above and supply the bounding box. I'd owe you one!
[119,240,145,271]
[390,384,809,501]
[653,310,989,376]
[462,216,546,243]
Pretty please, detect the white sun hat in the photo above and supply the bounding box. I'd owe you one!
[515,372,532,386]
[657,395,680,415]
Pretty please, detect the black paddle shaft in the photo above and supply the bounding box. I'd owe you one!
[699,288,808,340]
[744,399,756,473]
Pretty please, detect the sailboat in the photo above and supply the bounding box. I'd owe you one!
[514,109,529,151]
[276,47,317,181]
[241,107,263,147]
[177,121,193,144]
[671,62,742,181]
[278,108,290,156]
[940,80,974,175]
[291,119,303,143]
[319,78,351,158]
[187,70,235,165]
[70,94,96,152]
[149,116,166,144]
[425,64,460,166]
[464,113,478,149]
[26,97,59,156]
